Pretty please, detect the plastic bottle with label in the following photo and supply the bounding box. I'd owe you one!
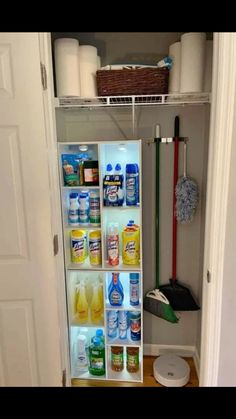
[71,229,87,264]
[79,192,89,225]
[129,273,140,306]
[103,164,115,206]
[107,222,119,266]
[90,283,103,324]
[89,337,105,376]
[107,310,118,338]
[89,191,100,226]
[98,276,104,308]
[89,230,102,266]
[129,311,141,341]
[111,346,124,372]
[127,347,139,373]
[114,163,124,206]
[122,220,140,265]
[68,192,79,225]
[73,333,89,375]
[108,273,124,306]
[118,310,128,339]
[76,281,89,324]
[126,163,139,206]
[91,328,105,345]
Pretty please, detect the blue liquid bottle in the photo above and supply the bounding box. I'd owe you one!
[108,273,124,306]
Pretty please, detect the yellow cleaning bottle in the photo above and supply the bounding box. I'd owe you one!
[90,282,103,324]
[76,281,89,324]
[122,220,140,265]
[98,278,104,311]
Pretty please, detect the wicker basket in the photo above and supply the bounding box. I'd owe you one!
[96,67,169,96]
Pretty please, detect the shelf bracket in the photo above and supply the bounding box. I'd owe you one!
[104,109,129,140]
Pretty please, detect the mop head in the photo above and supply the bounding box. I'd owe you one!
[144,289,179,323]
[175,176,199,223]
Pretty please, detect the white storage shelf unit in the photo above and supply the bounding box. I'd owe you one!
[58,140,143,383]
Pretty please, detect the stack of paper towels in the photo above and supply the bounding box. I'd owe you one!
[54,38,100,97]
[54,38,81,97]
[168,33,213,94]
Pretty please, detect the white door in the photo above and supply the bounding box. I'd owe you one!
[0,32,62,386]
[200,33,236,386]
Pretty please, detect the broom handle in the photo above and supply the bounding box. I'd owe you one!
[172,117,179,280]
[155,126,160,289]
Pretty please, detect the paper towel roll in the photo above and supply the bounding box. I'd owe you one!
[168,42,181,93]
[204,40,213,92]
[97,55,101,69]
[80,45,98,98]
[54,38,81,97]
[180,32,206,93]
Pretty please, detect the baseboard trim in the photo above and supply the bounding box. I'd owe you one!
[143,344,196,358]
[193,348,200,380]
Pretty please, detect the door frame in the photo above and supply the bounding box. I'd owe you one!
[199,32,236,386]
[38,33,71,386]
[39,32,236,387]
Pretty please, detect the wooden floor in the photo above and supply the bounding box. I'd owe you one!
[72,356,198,387]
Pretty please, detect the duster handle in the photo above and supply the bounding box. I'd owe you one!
[183,139,187,177]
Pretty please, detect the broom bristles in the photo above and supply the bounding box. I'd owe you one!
[175,176,199,223]
[144,290,179,323]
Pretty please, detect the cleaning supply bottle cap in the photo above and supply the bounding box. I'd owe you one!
[106,164,113,172]
[115,163,121,171]
[70,192,79,199]
[93,337,101,346]
[130,273,139,280]
[96,329,103,338]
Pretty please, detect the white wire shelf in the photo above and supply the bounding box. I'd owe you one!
[55,93,211,109]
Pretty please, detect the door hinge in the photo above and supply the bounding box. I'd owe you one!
[207,270,211,283]
[40,62,47,90]
[53,234,59,256]
[62,369,66,387]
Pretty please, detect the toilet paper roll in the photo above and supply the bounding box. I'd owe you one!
[54,38,81,97]
[180,32,206,93]
[79,45,98,98]
[97,55,101,69]
[204,40,213,92]
[168,42,181,93]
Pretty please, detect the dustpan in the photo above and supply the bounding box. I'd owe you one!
[143,125,178,323]
[159,116,200,311]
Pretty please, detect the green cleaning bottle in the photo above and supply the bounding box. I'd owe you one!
[89,337,105,376]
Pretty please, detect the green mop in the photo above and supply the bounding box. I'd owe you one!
[143,126,179,323]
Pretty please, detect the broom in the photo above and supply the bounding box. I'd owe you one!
[159,117,200,311]
[175,138,199,223]
[143,125,179,323]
